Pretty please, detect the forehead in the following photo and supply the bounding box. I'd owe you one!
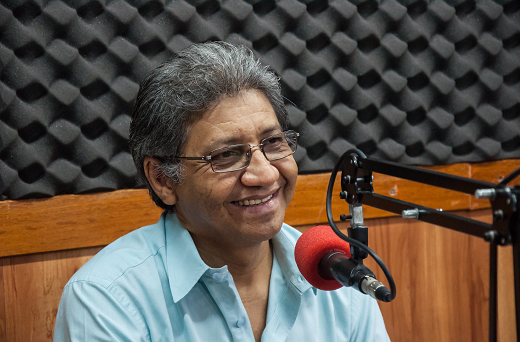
[184,90,281,151]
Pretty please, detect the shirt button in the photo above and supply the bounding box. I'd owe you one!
[298,275,305,283]
[236,317,246,328]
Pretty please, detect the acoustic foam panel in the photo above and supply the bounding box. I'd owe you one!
[1,0,519,200]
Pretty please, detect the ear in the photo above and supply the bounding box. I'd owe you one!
[143,157,177,206]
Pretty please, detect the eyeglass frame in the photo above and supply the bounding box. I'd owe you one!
[160,130,299,173]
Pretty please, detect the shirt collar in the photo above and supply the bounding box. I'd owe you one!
[164,212,210,303]
[164,213,314,302]
[272,224,315,295]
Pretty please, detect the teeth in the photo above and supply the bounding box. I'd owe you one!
[237,194,273,207]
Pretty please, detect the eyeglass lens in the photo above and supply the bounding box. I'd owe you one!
[210,131,298,172]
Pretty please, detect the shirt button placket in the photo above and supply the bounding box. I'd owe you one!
[205,270,254,341]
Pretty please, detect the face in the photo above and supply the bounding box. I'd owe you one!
[171,89,298,250]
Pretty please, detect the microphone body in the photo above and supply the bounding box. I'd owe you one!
[319,251,392,302]
[295,225,391,302]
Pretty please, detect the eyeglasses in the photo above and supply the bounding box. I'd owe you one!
[168,130,299,173]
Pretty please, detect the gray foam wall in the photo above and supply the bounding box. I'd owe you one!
[1,0,519,200]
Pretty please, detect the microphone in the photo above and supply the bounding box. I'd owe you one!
[295,225,392,302]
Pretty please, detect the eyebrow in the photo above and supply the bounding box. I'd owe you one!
[206,125,282,151]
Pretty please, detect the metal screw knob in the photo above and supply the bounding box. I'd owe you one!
[402,208,420,219]
[493,210,504,222]
[340,214,352,221]
[475,189,496,200]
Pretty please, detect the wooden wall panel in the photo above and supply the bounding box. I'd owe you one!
[498,245,516,341]
[2,159,518,258]
[298,210,514,342]
[0,210,515,342]
[2,247,102,342]
[365,211,490,342]
[0,190,162,257]
[285,163,473,226]
[471,159,520,209]
[0,159,518,341]
[0,263,5,342]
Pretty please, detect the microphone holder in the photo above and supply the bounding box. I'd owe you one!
[333,149,519,342]
[341,204,367,255]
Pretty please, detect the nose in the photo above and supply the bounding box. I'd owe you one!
[240,147,279,187]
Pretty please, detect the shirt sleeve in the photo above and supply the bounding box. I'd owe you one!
[349,289,391,342]
[54,280,150,342]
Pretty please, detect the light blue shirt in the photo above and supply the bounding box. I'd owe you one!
[54,213,390,341]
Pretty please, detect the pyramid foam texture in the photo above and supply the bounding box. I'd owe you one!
[1,0,520,200]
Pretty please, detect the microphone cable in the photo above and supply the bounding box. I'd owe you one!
[326,148,397,302]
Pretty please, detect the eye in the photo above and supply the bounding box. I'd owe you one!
[265,136,284,145]
[210,144,249,163]
[212,148,241,161]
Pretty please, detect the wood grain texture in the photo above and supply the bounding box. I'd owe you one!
[284,163,473,226]
[0,264,5,342]
[471,159,520,209]
[296,210,515,342]
[3,247,102,342]
[498,245,516,341]
[0,190,162,257]
[0,159,518,258]
[300,210,513,342]
[0,210,515,342]
[366,210,490,342]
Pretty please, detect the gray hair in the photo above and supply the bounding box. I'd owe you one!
[129,41,289,210]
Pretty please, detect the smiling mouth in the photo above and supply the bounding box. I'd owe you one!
[235,194,273,207]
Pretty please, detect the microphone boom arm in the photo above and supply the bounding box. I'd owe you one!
[342,155,515,244]
[358,192,492,239]
[334,149,520,342]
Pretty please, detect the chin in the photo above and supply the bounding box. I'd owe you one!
[254,217,285,241]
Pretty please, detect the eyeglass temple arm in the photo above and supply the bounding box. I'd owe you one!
[173,156,211,161]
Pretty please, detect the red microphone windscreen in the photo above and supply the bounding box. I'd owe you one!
[295,225,351,291]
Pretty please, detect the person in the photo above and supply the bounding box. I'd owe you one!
[54,41,390,342]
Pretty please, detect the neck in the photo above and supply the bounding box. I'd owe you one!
[192,235,273,342]
[193,236,273,285]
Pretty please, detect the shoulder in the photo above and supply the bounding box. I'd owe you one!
[55,215,173,341]
[67,216,167,288]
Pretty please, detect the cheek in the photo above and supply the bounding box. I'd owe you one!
[282,158,298,183]
[279,158,298,198]
[195,177,238,206]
